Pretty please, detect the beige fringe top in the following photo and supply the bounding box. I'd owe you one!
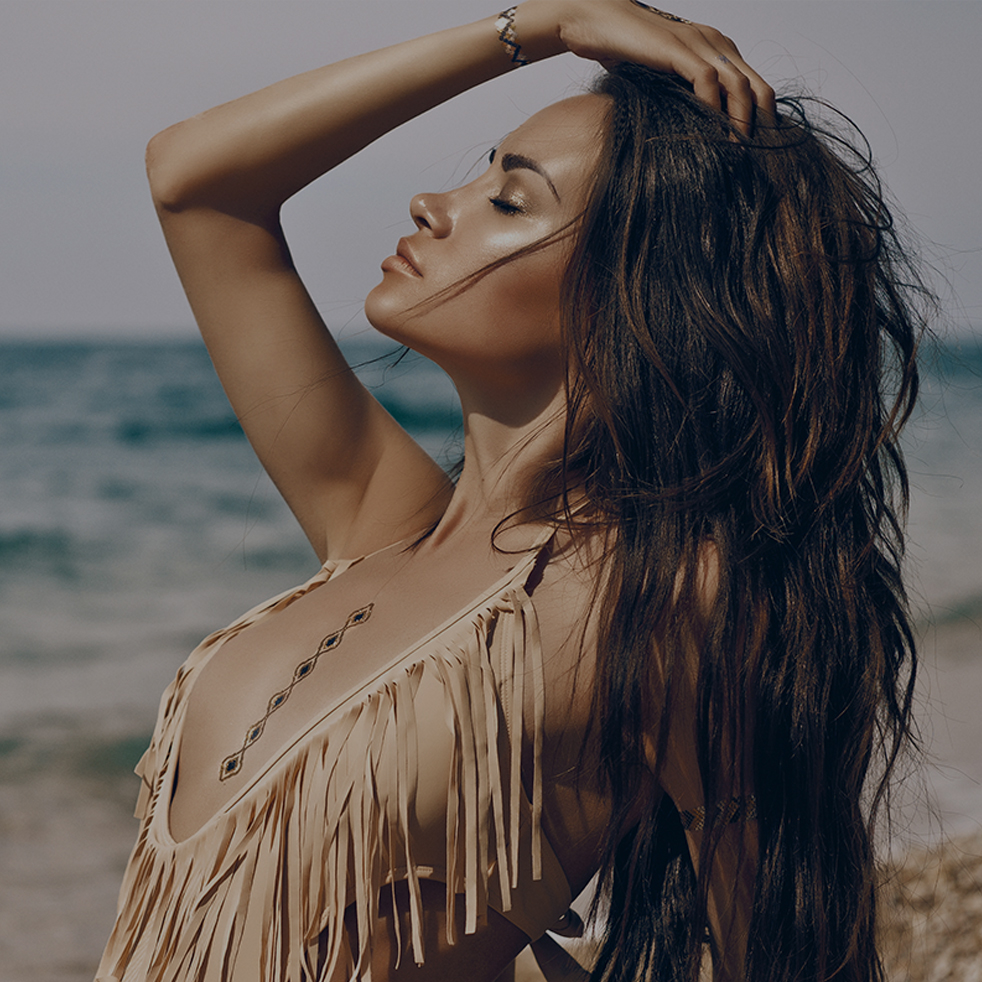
[95,545,572,982]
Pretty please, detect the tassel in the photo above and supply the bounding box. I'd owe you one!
[97,550,556,982]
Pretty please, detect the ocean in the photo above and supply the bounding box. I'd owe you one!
[0,337,463,734]
[1,333,981,980]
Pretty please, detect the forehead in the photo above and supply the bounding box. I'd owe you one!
[499,94,609,182]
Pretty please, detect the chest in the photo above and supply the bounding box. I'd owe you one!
[166,544,539,842]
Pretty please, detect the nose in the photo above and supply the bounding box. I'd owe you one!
[410,192,452,237]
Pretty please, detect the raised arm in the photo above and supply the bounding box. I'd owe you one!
[145,1,773,562]
[144,21,516,562]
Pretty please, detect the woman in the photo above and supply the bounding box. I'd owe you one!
[96,2,925,980]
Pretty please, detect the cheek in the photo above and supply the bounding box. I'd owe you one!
[364,241,567,363]
[486,257,563,346]
[510,240,572,324]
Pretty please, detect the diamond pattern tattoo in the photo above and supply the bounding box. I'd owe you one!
[219,603,374,781]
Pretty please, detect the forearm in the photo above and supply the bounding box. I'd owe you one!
[146,6,565,218]
[145,0,776,217]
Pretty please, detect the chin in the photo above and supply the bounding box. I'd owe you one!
[364,284,440,354]
[364,285,406,339]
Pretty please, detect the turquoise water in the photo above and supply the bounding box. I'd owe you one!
[1,332,979,982]
[0,337,461,763]
[0,333,980,761]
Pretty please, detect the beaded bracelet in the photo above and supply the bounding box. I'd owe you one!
[494,6,529,67]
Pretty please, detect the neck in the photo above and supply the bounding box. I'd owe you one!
[423,374,566,549]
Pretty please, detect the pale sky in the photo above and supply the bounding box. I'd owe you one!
[2,1,979,338]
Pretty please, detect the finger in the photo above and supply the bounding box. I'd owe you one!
[568,7,771,128]
[615,8,726,110]
[722,61,778,135]
[648,26,751,123]
[746,67,778,126]
[680,29,751,133]
[678,49,754,132]
[716,57,756,135]
[700,30,778,131]
[687,58,723,113]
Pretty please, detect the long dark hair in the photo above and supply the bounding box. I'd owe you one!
[543,66,928,981]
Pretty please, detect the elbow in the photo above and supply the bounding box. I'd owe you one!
[145,121,201,214]
[146,125,183,213]
[145,120,278,225]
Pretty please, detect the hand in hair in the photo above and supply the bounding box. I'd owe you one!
[517,0,776,135]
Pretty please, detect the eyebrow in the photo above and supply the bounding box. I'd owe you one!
[491,148,561,202]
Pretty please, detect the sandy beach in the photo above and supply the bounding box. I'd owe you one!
[1,613,979,982]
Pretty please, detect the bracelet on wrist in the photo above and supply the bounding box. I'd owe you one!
[494,6,529,67]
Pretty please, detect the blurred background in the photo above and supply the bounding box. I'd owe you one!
[1,2,980,980]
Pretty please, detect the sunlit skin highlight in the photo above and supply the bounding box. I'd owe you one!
[365,95,607,405]
[127,2,916,977]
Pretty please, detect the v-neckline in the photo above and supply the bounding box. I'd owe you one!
[158,544,548,847]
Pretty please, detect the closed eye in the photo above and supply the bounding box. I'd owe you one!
[489,196,523,215]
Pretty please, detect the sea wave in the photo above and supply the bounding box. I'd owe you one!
[114,414,245,445]
[0,714,151,787]
[375,394,461,434]
[0,526,111,581]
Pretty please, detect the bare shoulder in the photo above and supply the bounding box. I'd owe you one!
[530,528,606,726]
[529,528,614,894]
[534,527,604,636]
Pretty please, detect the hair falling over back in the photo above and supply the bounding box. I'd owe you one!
[547,66,929,981]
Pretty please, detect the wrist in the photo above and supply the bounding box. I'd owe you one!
[509,1,568,64]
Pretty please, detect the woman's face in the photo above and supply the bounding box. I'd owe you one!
[364,94,607,390]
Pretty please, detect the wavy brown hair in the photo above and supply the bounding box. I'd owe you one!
[537,66,929,981]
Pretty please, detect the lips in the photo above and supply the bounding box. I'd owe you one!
[394,238,422,277]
